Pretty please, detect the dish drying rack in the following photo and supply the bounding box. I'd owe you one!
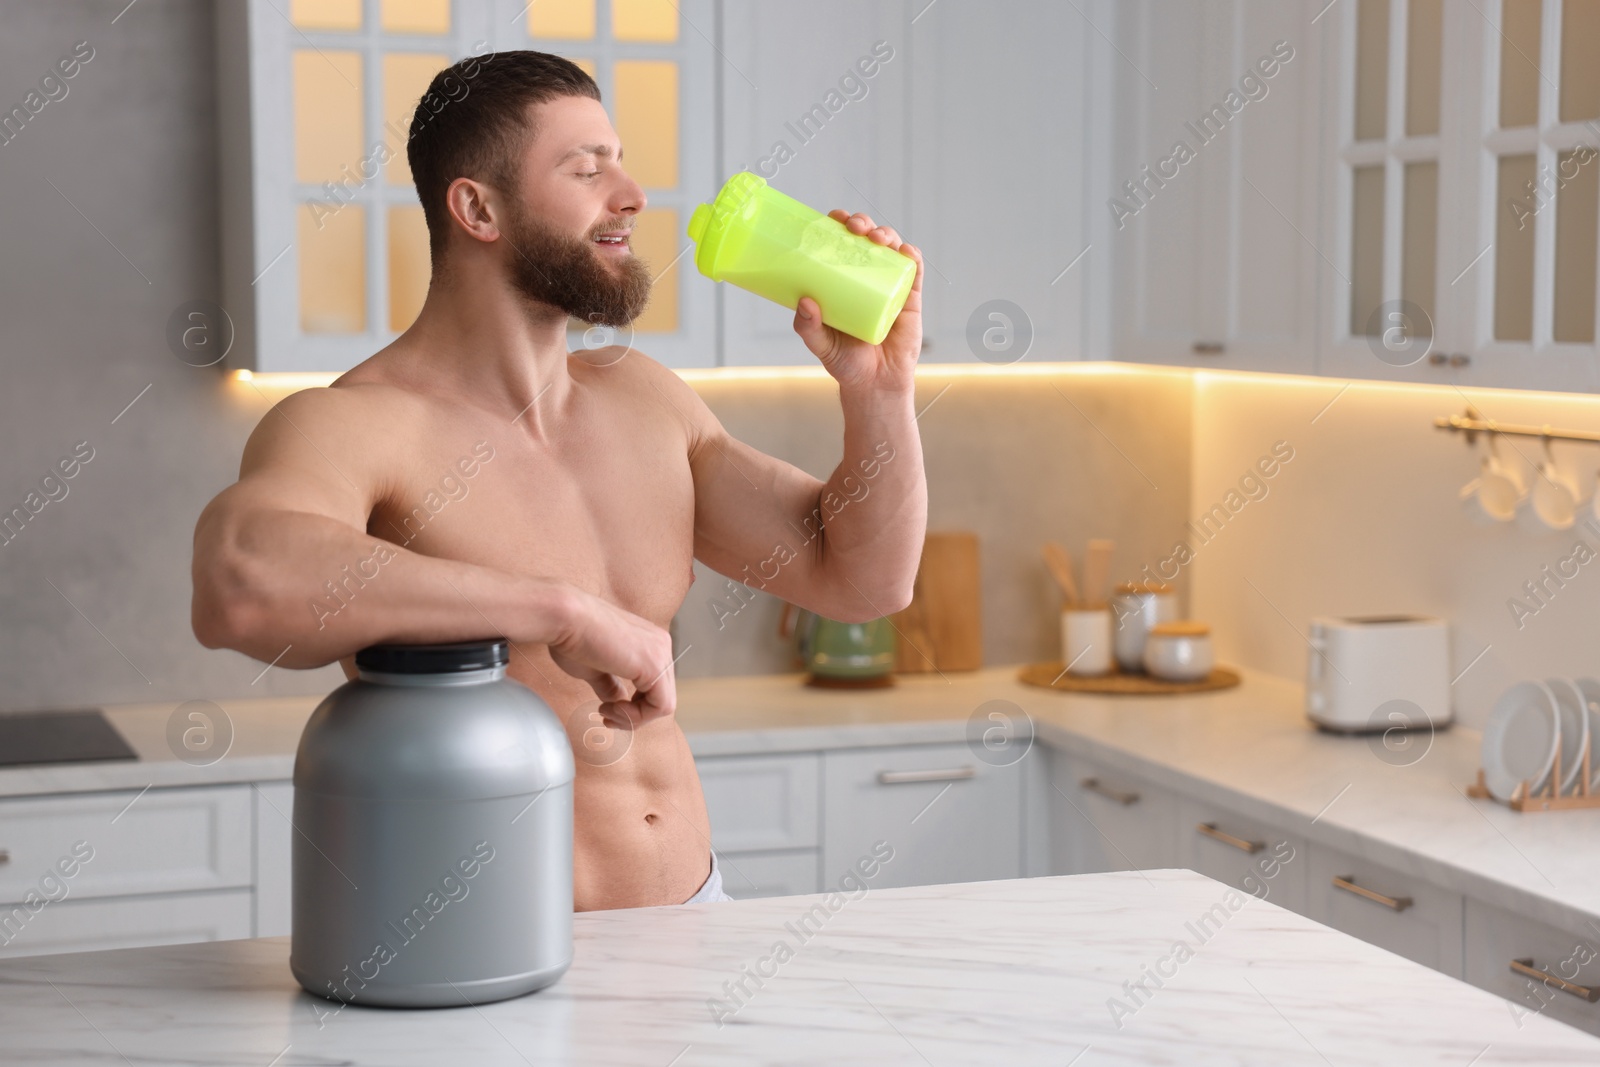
[1467,737,1600,812]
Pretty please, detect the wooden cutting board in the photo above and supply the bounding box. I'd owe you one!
[890,531,982,672]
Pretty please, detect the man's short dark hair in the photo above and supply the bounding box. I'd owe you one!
[406,50,601,264]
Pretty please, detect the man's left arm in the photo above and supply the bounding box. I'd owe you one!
[674,210,928,621]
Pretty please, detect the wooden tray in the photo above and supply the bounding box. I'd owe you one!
[1017,661,1242,695]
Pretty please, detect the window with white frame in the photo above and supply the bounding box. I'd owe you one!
[219,0,714,374]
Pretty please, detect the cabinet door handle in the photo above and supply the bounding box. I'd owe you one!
[1192,341,1225,355]
[1510,958,1600,1003]
[0,849,9,865]
[1196,822,1264,853]
[877,766,976,785]
[1081,777,1139,805]
[1331,875,1412,912]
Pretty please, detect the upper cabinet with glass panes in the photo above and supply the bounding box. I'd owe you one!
[1475,0,1600,388]
[1318,0,1600,390]
[216,0,714,373]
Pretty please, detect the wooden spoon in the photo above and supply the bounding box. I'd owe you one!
[1042,542,1080,607]
[1082,539,1114,609]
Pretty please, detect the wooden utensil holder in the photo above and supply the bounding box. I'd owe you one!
[1467,735,1600,811]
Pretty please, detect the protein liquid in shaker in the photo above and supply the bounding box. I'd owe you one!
[290,638,575,1008]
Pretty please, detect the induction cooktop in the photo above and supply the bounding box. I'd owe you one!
[0,708,138,767]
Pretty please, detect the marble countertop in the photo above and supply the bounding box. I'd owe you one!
[8,666,1600,937]
[3,869,1594,1065]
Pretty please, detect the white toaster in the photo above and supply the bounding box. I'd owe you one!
[1305,615,1453,733]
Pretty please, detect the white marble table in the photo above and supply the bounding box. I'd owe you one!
[2,870,1595,1065]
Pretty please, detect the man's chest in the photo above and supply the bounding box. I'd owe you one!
[365,423,698,626]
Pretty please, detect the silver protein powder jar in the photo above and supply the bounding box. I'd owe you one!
[290,637,574,1008]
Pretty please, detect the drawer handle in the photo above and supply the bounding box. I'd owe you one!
[1081,778,1140,805]
[877,766,976,785]
[1196,822,1264,853]
[1331,875,1412,912]
[1510,958,1600,1003]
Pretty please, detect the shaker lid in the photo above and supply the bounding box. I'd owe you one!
[687,170,765,279]
[355,638,509,674]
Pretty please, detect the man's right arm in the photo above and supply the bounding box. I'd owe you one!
[190,387,676,721]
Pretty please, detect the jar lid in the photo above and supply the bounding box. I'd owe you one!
[1114,581,1173,594]
[1149,621,1210,637]
[355,638,509,674]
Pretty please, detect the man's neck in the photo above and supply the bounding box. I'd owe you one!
[394,267,576,436]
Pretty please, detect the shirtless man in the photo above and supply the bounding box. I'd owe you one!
[190,51,926,911]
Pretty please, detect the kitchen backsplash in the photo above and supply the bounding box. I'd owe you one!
[1188,372,1600,731]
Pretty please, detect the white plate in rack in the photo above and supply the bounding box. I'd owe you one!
[1545,678,1590,796]
[1482,681,1561,803]
[1572,677,1600,793]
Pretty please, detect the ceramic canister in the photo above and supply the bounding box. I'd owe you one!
[1111,581,1177,672]
[1143,621,1214,682]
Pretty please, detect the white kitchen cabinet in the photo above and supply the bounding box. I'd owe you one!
[1313,0,1483,387]
[718,1,1096,367]
[1175,796,1307,913]
[0,786,253,905]
[1313,0,1600,393]
[0,889,252,966]
[717,1,909,366]
[821,743,1022,890]
[1105,0,1320,374]
[1306,841,1464,977]
[698,753,822,897]
[1464,897,1600,1039]
[696,752,820,852]
[0,889,254,960]
[906,0,1091,364]
[251,781,293,938]
[715,849,820,901]
[1045,748,1178,875]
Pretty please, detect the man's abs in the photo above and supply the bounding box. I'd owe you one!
[509,647,712,911]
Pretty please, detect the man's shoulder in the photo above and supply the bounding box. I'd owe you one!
[574,344,722,445]
[242,375,429,478]
[574,344,701,405]
[255,378,421,436]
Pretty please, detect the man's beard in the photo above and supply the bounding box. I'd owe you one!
[499,200,654,329]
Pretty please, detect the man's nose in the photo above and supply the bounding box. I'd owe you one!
[614,169,647,215]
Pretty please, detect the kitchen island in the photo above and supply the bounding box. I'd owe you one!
[2,869,1595,1065]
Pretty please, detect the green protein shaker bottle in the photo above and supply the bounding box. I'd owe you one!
[686,172,917,346]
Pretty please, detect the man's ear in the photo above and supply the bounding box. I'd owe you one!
[444,177,500,246]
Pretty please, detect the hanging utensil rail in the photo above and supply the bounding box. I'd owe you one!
[1436,406,1600,445]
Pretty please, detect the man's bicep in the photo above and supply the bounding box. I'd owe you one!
[688,425,828,598]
